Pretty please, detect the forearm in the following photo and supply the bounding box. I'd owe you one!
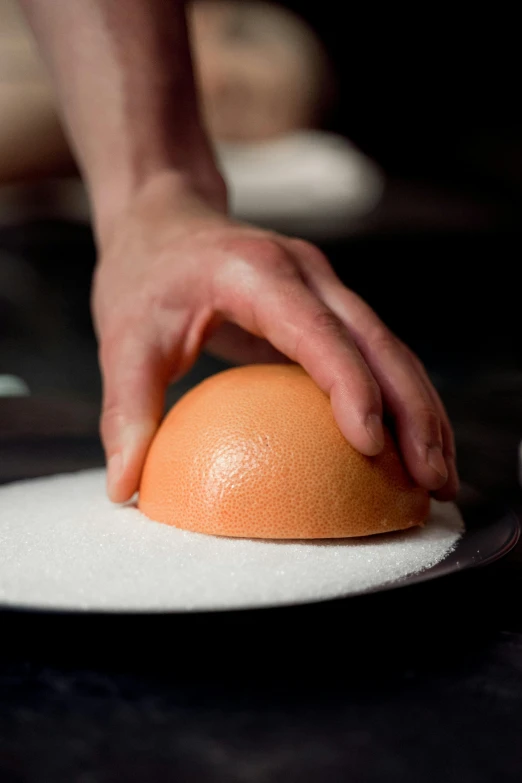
[19,0,226,239]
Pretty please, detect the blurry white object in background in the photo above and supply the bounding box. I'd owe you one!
[0,131,384,240]
[0,374,30,397]
[217,131,385,239]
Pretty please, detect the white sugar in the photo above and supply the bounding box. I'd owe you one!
[0,469,463,612]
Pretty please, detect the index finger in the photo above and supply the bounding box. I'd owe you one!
[219,267,385,456]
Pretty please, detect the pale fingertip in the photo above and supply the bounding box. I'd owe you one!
[433,459,459,502]
[106,452,124,503]
[105,425,148,503]
[330,384,383,457]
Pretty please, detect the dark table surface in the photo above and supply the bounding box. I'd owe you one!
[2,220,522,781]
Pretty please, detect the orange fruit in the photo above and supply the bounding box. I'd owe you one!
[138,364,429,538]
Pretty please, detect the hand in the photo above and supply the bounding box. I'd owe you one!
[93,172,458,503]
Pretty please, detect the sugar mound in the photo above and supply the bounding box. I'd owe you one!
[0,469,464,612]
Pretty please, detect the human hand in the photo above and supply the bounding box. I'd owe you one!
[93,173,458,503]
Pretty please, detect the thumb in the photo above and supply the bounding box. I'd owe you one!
[99,335,167,503]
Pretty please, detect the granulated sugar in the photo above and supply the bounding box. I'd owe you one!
[0,469,464,612]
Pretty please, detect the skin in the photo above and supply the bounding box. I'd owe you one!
[18,0,458,503]
[0,0,330,181]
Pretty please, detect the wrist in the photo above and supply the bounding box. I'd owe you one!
[93,164,228,251]
[92,161,228,249]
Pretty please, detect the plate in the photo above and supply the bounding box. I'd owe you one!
[0,460,519,614]
[376,489,520,594]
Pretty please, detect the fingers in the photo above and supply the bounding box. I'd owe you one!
[358,334,450,493]
[407,350,459,501]
[218,258,385,456]
[99,332,167,503]
[297,248,457,496]
[258,293,386,456]
[289,239,458,497]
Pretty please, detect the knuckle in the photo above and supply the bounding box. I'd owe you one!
[330,364,381,406]
[368,327,400,357]
[233,237,292,271]
[98,322,129,369]
[295,309,347,364]
[416,406,443,444]
[292,238,328,266]
[98,305,158,366]
[133,281,172,315]
[309,309,345,338]
[361,373,382,401]
[213,240,298,308]
[444,442,456,460]
[255,239,296,276]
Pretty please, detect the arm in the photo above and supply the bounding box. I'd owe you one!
[20,0,457,503]
[19,0,226,238]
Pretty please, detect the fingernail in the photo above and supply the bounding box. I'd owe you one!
[107,452,123,500]
[366,413,385,451]
[427,445,448,481]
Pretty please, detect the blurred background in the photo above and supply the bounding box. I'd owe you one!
[1,0,521,498]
